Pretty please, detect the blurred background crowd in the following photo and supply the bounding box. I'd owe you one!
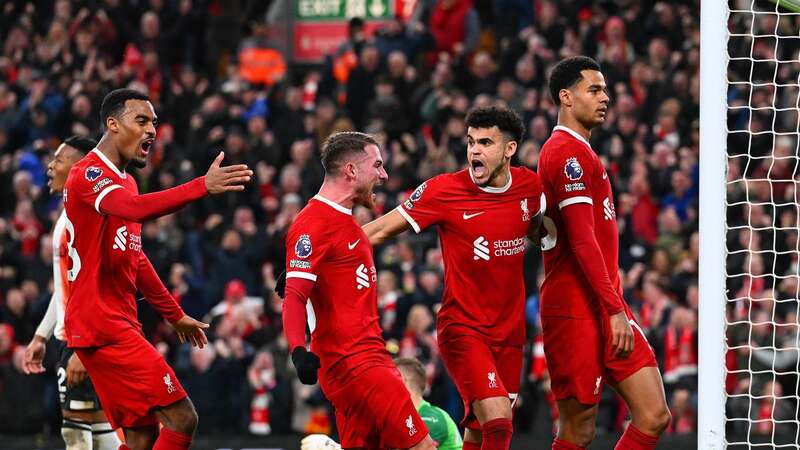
[724,5,800,440]
[0,0,700,441]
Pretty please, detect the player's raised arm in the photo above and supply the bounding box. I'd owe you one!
[97,152,252,222]
[362,208,412,246]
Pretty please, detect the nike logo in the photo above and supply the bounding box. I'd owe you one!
[602,172,608,180]
[348,239,360,250]
[463,212,485,220]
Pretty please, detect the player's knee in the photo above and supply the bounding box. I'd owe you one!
[170,401,198,435]
[179,407,199,435]
[643,406,671,436]
[464,427,483,444]
[559,417,596,448]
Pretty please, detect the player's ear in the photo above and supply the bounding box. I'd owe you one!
[106,116,119,133]
[343,161,357,180]
[504,140,518,159]
[559,88,572,107]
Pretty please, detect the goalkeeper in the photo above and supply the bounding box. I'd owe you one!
[302,357,463,450]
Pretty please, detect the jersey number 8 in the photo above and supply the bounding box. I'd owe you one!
[64,217,82,281]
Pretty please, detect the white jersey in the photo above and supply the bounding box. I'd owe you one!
[35,209,70,341]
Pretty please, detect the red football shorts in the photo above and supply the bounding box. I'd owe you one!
[542,309,658,405]
[325,365,428,449]
[438,325,522,430]
[74,329,187,429]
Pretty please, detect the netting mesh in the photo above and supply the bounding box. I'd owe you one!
[725,0,800,447]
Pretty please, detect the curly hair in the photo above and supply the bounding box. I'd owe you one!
[465,105,525,144]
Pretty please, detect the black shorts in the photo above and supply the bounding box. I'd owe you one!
[56,340,101,412]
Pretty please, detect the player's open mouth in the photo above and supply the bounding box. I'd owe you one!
[140,139,154,155]
[471,160,486,178]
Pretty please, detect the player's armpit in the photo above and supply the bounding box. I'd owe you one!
[362,208,412,245]
[135,253,184,323]
[560,203,625,315]
[98,176,207,222]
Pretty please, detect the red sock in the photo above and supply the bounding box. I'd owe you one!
[614,424,659,450]
[480,418,513,450]
[552,438,585,449]
[118,446,131,450]
[463,441,481,450]
[152,427,193,450]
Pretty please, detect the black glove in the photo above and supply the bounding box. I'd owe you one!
[291,346,321,385]
[275,270,287,298]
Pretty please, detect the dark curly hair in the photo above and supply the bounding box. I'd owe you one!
[548,56,602,106]
[465,106,525,144]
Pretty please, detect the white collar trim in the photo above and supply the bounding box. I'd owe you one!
[313,194,352,215]
[553,125,592,148]
[91,149,126,178]
[469,168,513,194]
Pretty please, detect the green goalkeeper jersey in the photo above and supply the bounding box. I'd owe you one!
[418,400,462,450]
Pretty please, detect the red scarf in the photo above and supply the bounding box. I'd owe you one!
[756,400,774,434]
[429,0,472,53]
[663,326,697,383]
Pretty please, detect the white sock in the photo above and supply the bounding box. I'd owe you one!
[91,422,121,450]
[62,419,93,450]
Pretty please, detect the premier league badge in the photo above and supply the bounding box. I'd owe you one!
[85,166,103,182]
[564,157,583,181]
[410,182,427,202]
[295,234,313,259]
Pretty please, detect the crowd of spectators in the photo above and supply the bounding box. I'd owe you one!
[725,4,800,441]
[0,0,701,441]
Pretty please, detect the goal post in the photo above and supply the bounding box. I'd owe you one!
[698,0,729,448]
[701,1,800,448]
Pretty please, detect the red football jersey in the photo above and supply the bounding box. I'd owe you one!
[285,195,393,390]
[397,167,543,346]
[63,150,149,347]
[538,125,627,319]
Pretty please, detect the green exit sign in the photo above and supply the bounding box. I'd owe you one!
[296,0,393,20]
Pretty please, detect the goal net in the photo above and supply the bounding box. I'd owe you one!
[715,0,800,448]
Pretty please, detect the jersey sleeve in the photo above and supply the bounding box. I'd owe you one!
[545,146,595,210]
[285,221,331,283]
[67,165,124,214]
[396,177,445,233]
[526,169,546,217]
[34,293,57,339]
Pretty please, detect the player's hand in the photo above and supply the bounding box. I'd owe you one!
[291,347,321,385]
[301,434,342,450]
[204,151,253,194]
[66,353,88,387]
[275,270,287,298]
[22,335,47,374]
[609,311,634,358]
[172,315,210,348]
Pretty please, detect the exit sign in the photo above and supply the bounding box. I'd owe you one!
[295,0,393,20]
